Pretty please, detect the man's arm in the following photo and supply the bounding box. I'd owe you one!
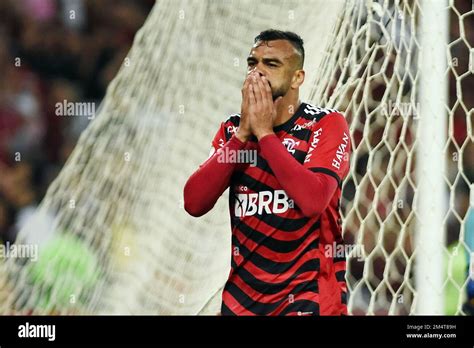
[258,134,338,218]
[183,135,246,217]
[183,73,254,217]
[249,75,350,218]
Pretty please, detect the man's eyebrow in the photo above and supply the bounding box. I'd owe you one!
[246,56,284,64]
[262,57,284,64]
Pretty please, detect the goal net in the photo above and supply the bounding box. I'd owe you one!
[0,0,472,315]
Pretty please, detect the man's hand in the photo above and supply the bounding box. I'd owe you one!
[235,72,254,143]
[248,74,283,140]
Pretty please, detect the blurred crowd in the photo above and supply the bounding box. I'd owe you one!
[0,0,154,244]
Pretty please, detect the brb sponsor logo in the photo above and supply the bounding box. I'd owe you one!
[234,188,294,217]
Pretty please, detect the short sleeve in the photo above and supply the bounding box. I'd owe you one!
[303,112,351,185]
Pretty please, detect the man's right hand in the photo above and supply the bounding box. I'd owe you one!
[235,72,254,142]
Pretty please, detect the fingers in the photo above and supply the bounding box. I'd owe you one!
[262,75,273,102]
[243,72,257,99]
[248,83,256,105]
[242,71,254,98]
[242,72,256,111]
[251,74,264,104]
[254,75,274,113]
[241,78,249,107]
[256,76,268,109]
[247,72,274,115]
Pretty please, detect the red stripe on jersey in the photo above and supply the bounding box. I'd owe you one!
[233,225,317,263]
[222,287,320,316]
[236,256,319,287]
[266,292,320,315]
[228,271,318,303]
[237,215,315,241]
[221,291,258,316]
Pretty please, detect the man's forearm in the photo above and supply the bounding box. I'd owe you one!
[258,134,338,218]
[184,135,246,217]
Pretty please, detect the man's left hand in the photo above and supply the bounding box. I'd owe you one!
[248,74,283,140]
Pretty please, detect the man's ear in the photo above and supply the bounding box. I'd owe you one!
[291,69,305,89]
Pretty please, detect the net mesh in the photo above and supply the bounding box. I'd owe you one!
[310,0,474,315]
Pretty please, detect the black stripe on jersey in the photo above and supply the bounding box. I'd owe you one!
[313,111,334,122]
[341,290,347,305]
[287,128,312,141]
[236,172,275,192]
[232,233,319,275]
[232,208,315,233]
[228,114,241,126]
[221,302,237,316]
[224,114,241,141]
[252,156,274,176]
[273,104,305,133]
[302,106,339,123]
[292,149,307,164]
[234,259,320,295]
[237,220,316,253]
[224,279,318,315]
[336,270,346,282]
[229,199,313,234]
[279,300,320,316]
[309,167,341,186]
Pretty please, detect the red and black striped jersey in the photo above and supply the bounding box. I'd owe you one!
[211,102,351,316]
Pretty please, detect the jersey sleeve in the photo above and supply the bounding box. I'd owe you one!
[303,112,351,185]
[209,122,227,157]
[209,116,240,157]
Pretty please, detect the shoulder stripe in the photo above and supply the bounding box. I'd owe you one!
[303,103,338,116]
[309,167,341,186]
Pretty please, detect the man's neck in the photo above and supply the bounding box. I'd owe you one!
[273,94,301,128]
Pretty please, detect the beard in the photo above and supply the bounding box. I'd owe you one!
[270,82,290,101]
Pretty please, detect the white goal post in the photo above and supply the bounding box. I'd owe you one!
[416,0,448,315]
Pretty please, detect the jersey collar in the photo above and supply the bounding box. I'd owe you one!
[272,102,306,134]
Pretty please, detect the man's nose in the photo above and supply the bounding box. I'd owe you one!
[249,67,264,77]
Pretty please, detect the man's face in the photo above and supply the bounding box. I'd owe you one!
[246,39,301,100]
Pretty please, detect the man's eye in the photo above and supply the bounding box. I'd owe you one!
[268,63,278,67]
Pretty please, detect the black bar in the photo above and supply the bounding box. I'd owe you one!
[0,315,473,346]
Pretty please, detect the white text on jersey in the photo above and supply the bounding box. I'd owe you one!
[304,128,323,163]
[234,190,294,217]
[332,132,350,170]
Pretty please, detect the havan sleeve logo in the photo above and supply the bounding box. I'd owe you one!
[332,132,350,170]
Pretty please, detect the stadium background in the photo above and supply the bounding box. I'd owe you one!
[0,0,154,244]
